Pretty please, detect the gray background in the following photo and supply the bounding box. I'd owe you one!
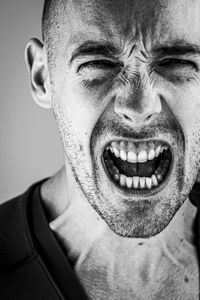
[0,0,64,202]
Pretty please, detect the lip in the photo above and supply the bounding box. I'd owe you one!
[101,139,174,199]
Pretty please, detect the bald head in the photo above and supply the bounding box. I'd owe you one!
[42,0,65,44]
[42,0,200,52]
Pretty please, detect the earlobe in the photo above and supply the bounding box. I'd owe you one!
[25,38,51,109]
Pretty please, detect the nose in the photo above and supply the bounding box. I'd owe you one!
[114,81,162,127]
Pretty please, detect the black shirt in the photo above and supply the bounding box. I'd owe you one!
[0,180,88,300]
[0,180,200,299]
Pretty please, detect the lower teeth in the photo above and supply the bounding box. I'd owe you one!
[105,158,170,190]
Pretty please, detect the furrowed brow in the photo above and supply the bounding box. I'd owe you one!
[152,41,200,58]
[69,41,118,64]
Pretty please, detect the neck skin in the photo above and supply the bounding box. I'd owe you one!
[41,166,199,299]
[41,166,197,247]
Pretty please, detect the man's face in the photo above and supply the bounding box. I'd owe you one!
[48,0,200,238]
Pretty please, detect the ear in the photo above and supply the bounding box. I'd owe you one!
[25,38,51,109]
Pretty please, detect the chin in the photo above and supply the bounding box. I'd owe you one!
[89,138,190,238]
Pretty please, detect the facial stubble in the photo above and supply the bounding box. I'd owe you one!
[53,94,199,238]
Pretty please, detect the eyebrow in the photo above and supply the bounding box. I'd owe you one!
[152,41,200,57]
[69,39,200,65]
[69,41,119,64]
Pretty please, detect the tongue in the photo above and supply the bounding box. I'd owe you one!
[113,157,157,177]
[138,161,156,177]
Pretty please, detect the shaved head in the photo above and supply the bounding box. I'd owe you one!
[42,0,66,48]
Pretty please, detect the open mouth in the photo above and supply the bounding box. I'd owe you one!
[103,140,173,191]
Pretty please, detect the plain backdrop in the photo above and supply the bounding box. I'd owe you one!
[0,0,64,202]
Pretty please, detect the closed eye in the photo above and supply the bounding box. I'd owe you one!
[152,58,199,83]
[157,58,197,70]
[78,60,121,72]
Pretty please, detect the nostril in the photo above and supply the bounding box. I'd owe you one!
[146,115,152,121]
[117,112,132,121]
[123,114,132,121]
[119,112,155,124]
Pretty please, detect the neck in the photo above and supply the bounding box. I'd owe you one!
[41,167,199,299]
[41,166,197,248]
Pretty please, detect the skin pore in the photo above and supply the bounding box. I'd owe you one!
[26,0,200,298]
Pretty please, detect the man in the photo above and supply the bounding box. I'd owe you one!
[0,0,200,298]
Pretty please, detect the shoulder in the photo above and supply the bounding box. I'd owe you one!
[0,185,37,272]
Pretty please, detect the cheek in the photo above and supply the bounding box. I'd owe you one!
[54,73,109,148]
[170,87,200,172]
[168,86,200,139]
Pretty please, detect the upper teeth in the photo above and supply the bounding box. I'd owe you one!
[110,141,168,163]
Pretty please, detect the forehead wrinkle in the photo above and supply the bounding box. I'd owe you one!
[63,0,176,62]
[68,40,121,64]
[64,7,126,59]
[62,1,153,60]
[65,0,142,49]
[47,0,200,69]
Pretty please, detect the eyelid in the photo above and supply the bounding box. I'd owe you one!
[155,58,198,69]
[78,59,122,72]
[149,58,199,84]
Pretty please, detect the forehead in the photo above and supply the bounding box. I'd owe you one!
[60,0,200,54]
